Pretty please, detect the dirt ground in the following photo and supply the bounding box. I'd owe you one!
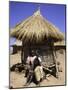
[9,50,66,88]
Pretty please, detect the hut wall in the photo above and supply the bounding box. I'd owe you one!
[54,45,66,50]
[17,46,22,52]
[12,45,17,54]
[23,45,55,66]
[11,46,22,54]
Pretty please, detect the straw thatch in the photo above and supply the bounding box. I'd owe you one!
[12,39,65,46]
[54,40,65,46]
[11,10,64,45]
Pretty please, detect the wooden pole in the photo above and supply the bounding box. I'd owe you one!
[50,40,58,78]
[51,41,59,78]
[50,41,55,64]
[21,41,24,64]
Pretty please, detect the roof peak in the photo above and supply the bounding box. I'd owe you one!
[33,4,41,16]
[34,9,41,16]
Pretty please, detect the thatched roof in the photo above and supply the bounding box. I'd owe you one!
[11,39,65,47]
[11,10,64,45]
[54,40,65,46]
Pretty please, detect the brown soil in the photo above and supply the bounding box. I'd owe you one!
[10,50,66,88]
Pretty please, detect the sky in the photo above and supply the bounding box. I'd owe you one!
[9,1,66,45]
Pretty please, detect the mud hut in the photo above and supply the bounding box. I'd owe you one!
[11,44,17,54]
[10,9,64,76]
[54,40,65,50]
[10,40,22,54]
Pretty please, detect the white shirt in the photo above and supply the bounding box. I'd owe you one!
[26,56,42,65]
